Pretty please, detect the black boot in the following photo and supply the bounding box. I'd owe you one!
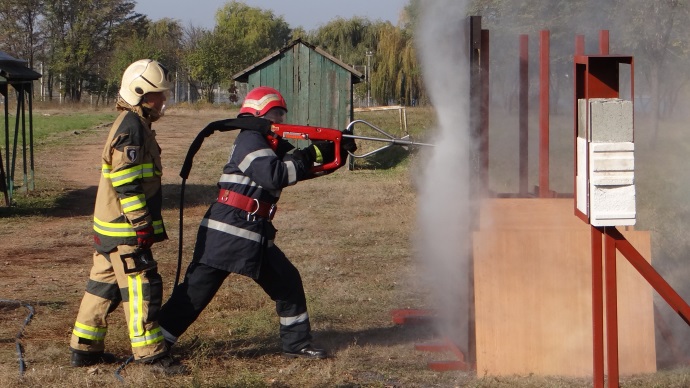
[70,351,117,367]
[140,354,189,375]
[283,345,328,359]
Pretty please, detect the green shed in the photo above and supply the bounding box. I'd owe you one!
[232,38,364,132]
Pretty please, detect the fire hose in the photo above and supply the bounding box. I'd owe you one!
[0,299,35,376]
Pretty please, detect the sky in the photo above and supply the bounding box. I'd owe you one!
[134,0,410,32]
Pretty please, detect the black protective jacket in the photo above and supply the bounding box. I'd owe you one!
[192,120,311,278]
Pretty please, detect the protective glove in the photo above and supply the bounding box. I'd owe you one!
[136,224,155,250]
[275,137,295,158]
[307,141,336,164]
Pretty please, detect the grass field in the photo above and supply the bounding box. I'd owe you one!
[1,103,690,387]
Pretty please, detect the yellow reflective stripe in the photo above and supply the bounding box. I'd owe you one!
[73,321,107,341]
[128,274,145,337]
[93,217,136,237]
[110,165,144,187]
[131,327,164,347]
[101,164,112,178]
[313,146,323,163]
[121,194,146,213]
[152,220,164,235]
[141,163,155,178]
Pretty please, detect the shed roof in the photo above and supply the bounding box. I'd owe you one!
[0,51,41,82]
[232,38,364,84]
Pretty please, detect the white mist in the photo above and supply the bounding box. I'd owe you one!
[415,0,473,353]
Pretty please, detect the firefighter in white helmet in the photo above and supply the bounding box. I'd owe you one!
[69,59,186,374]
[158,86,355,359]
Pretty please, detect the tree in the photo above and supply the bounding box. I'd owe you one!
[213,1,291,76]
[105,18,183,104]
[185,30,226,103]
[373,23,420,106]
[311,17,386,105]
[0,0,45,68]
[42,0,145,102]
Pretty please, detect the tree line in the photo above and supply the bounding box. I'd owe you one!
[0,0,423,106]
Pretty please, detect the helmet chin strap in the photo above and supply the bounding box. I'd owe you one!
[141,103,163,122]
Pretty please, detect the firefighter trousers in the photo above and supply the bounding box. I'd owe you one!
[70,245,166,360]
[158,245,312,352]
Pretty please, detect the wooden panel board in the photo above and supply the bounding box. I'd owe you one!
[479,198,584,230]
[473,199,656,377]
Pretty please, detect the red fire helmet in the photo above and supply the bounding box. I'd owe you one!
[239,86,288,117]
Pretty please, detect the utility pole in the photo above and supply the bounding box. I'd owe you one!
[366,50,373,107]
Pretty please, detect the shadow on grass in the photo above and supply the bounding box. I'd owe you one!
[172,320,440,360]
[0,183,218,218]
[350,147,412,170]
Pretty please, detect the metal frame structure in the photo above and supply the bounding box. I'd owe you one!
[392,19,690,384]
[575,32,690,388]
[0,53,41,206]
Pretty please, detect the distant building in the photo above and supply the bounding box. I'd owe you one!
[233,38,364,132]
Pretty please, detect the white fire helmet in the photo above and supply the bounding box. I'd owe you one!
[119,59,172,106]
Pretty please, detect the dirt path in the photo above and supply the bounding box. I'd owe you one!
[0,108,234,295]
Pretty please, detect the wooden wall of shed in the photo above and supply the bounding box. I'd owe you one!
[246,43,353,147]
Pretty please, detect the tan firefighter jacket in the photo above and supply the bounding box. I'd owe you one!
[92,108,168,253]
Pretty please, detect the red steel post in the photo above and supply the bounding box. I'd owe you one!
[591,226,604,388]
[600,30,610,55]
[576,35,585,56]
[609,228,690,325]
[480,29,490,195]
[604,229,620,387]
[519,34,529,195]
[573,35,585,220]
[539,30,550,197]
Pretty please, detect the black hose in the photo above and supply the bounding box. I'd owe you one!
[114,355,134,383]
[175,178,186,287]
[0,299,35,376]
[174,117,272,287]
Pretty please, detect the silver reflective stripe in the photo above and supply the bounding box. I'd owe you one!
[160,326,178,344]
[201,218,262,243]
[285,160,297,185]
[238,149,276,172]
[93,217,135,237]
[121,194,145,213]
[130,328,164,346]
[219,174,281,197]
[219,173,257,186]
[73,322,107,340]
[141,163,155,177]
[153,219,164,234]
[128,274,144,337]
[109,165,143,186]
[280,312,309,326]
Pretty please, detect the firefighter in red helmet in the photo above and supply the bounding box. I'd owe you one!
[158,86,354,359]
